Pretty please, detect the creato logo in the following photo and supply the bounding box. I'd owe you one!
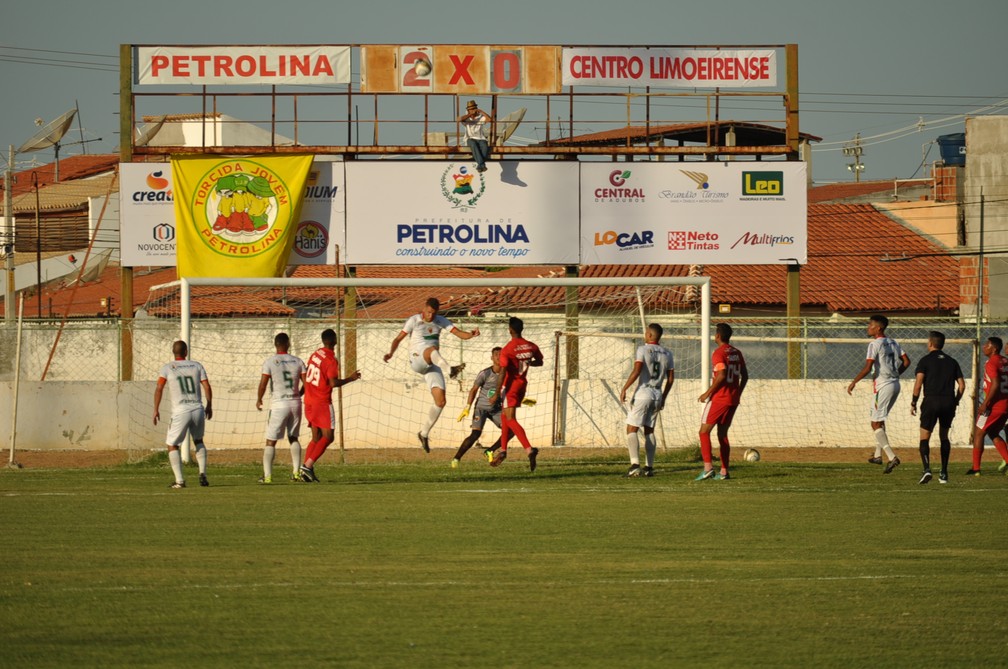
[294,220,328,258]
[188,159,292,258]
[146,171,170,190]
[132,170,173,202]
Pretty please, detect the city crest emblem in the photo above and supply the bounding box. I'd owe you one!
[441,163,486,210]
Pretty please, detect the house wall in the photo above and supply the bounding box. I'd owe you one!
[964,116,1008,318]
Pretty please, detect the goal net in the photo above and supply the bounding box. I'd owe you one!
[127,275,711,459]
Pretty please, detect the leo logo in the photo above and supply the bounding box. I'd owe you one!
[742,171,784,196]
[188,159,292,259]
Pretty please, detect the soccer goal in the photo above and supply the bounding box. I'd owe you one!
[129,275,711,457]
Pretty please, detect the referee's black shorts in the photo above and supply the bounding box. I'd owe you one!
[920,396,957,432]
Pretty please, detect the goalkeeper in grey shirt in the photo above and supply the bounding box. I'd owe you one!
[451,347,504,468]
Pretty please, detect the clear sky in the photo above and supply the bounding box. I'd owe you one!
[1,0,1005,183]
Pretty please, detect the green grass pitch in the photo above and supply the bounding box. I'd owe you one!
[2,452,1008,668]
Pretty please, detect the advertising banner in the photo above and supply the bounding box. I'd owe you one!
[171,155,314,277]
[345,161,579,265]
[120,162,345,268]
[135,45,352,86]
[580,162,807,265]
[562,47,777,88]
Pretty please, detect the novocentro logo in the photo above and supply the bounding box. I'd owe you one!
[132,170,174,202]
[741,171,784,198]
[595,170,645,202]
[153,223,175,242]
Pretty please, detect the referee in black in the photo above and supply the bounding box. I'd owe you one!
[910,331,965,484]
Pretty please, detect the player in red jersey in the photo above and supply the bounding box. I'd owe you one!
[967,336,1008,476]
[696,323,748,481]
[490,317,544,471]
[299,328,361,482]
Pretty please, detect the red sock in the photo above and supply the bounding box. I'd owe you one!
[699,432,713,466]
[718,436,730,472]
[507,418,532,451]
[500,414,511,452]
[973,443,984,470]
[993,438,1008,464]
[303,440,318,466]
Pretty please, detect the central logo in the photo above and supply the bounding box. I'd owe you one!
[188,160,293,259]
[441,163,486,210]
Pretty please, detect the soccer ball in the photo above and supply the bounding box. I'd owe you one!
[744,448,761,463]
[413,58,432,76]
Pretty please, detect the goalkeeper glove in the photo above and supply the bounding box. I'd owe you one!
[522,398,537,407]
[457,407,470,422]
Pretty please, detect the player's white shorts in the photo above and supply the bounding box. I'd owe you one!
[870,382,900,422]
[165,406,205,446]
[409,352,445,390]
[265,403,302,442]
[626,389,661,429]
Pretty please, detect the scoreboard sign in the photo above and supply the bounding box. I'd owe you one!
[361,45,560,94]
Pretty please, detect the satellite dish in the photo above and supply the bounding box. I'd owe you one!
[18,108,77,153]
[135,115,167,147]
[495,107,527,146]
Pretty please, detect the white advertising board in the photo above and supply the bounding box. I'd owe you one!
[344,161,580,265]
[562,47,777,88]
[119,162,345,267]
[580,162,807,265]
[134,45,352,86]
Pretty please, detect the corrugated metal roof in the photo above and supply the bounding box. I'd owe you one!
[11,173,117,213]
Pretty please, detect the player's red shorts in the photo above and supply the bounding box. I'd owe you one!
[304,399,334,430]
[504,378,528,409]
[701,401,738,427]
[976,405,1008,437]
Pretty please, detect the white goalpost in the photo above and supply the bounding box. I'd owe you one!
[131,275,711,458]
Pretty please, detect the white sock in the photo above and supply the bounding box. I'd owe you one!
[644,433,657,468]
[168,449,184,483]
[874,428,895,460]
[626,432,640,465]
[290,440,302,473]
[263,445,275,479]
[421,404,444,437]
[194,442,208,474]
[429,348,450,369]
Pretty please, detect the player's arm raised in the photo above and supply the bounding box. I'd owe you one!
[384,331,407,362]
[451,325,480,340]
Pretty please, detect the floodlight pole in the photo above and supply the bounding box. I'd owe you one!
[4,145,14,323]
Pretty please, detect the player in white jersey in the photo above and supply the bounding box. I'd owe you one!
[848,314,911,473]
[256,332,307,484]
[384,296,480,452]
[620,323,675,477]
[153,340,213,489]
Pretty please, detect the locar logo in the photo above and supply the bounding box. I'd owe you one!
[741,171,784,197]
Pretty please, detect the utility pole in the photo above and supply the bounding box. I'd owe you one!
[3,145,13,322]
[843,133,865,183]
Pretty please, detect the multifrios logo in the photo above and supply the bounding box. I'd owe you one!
[132,170,174,202]
[188,160,292,258]
[731,232,795,249]
[294,220,328,258]
[740,171,785,199]
[595,170,645,202]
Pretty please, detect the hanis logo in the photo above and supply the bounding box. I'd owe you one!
[595,170,645,202]
[441,163,486,211]
[741,171,784,197]
[132,170,173,202]
[294,220,328,258]
[188,160,292,258]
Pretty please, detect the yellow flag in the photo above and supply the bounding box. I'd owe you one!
[172,155,314,277]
